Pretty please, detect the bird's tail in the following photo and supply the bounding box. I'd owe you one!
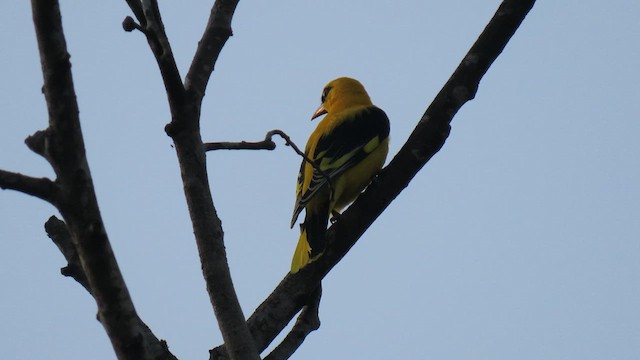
[291,199,329,273]
[291,227,311,273]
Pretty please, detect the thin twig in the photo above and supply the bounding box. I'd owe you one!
[268,130,335,197]
[204,129,334,196]
[203,138,276,151]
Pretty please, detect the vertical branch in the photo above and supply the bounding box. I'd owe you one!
[170,125,261,360]
[185,0,239,102]
[30,1,176,359]
[169,1,259,357]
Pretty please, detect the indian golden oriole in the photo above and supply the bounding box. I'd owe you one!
[290,77,390,273]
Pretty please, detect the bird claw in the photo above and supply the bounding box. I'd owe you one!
[330,210,341,224]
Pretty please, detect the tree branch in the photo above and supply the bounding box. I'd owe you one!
[124,0,145,28]
[204,138,276,151]
[125,0,185,111]
[204,130,299,154]
[0,170,57,203]
[263,286,322,360]
[204,130,335,196]
[171,128,260,360]
[211,0,537,357]
[126,1,260,358]
[31,1,177,359]
[44,216,91,293]
[185,0,239,103]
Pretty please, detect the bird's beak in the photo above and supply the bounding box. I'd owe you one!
[311,105,327,120]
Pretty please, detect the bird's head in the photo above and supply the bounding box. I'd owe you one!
[311,77,373,120]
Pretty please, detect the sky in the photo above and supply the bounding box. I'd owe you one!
[1,1,639,359]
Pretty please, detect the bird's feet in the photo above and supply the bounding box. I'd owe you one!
[330,210,342,224]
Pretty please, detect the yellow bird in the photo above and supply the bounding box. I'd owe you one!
[290,77,390,273]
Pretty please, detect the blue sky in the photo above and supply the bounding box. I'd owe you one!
[1,1,639,359]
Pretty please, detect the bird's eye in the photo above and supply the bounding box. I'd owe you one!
[321,86,332,103]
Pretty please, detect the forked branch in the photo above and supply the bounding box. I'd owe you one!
[124,1,259,359]
[263,286,322,360]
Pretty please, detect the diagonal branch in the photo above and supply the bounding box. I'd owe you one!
[126,0,185,111]
[185,0,239,103]
[124,0,145,27]
[263,286,322,360]
[210,0,537,358]
[0,170,57,203]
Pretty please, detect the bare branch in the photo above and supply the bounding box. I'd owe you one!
[265,130,334,194]
[185,0,239,102]
[122,16,145,34]
[124,0,185,111]
[204,130,334,196]
[0,170,57,203]
[44,216,91,293]
[204,139,276,151]
[126,0,259,358]
[24,129,48,158]
[124,0,145,27]
[31,1,177,359]
[204,130,307,166]
[210,272,318,360]
[172,127,260,360]
[264,286,322,360]
[264,130,306,160]
[211,0,537,357]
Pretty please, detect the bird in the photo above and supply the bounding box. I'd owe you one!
[290,77,390,273]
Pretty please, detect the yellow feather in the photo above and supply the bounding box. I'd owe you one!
[290,77,390,272]
[291,228,310,274]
